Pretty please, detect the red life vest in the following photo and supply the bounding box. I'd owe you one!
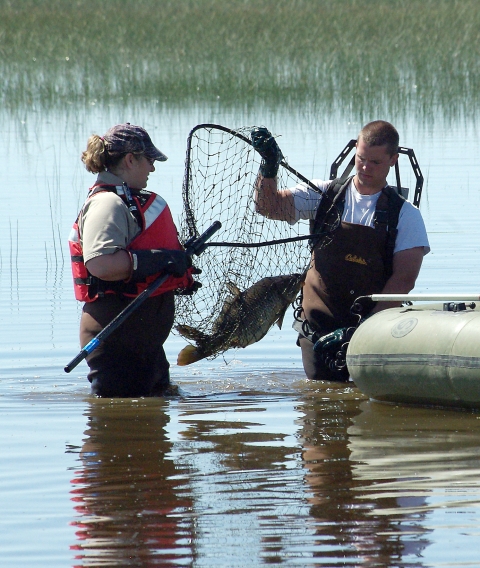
[69,184,193,302]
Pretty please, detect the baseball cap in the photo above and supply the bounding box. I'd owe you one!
[103,123,168,162]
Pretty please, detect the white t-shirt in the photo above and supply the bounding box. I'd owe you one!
[290,178,430,255]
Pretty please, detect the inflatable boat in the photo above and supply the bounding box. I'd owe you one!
[346,294,480,410]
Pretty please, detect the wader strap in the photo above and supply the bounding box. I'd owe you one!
[374,186,405,279]
[292,316,322,344]
[308,176,353,248]
[95,278,137,298]
[78,275,136,299]
[311,180,404,279]
[292,292,321,343]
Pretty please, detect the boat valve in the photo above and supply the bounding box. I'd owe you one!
[443,301,476,312]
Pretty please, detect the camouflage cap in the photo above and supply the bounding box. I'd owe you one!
[103,123,168,162]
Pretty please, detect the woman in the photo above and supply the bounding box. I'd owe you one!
[69,123,194,397]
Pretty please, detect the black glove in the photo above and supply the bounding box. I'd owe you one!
[313,327,355,355]
[250,126,284,178]
[175,280,203,296]
[174,265,202,295]
[313,326,355,375]
[130,249,191,281]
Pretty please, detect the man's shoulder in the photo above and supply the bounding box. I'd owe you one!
[399,198,422,215]
[290,179,330,195]
[328,176,357,198]
[397,199,427,233]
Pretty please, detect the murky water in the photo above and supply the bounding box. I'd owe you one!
[2,105,480,566]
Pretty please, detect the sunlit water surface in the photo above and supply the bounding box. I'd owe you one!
[2,105,480,567]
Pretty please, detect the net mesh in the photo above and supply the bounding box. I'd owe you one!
[174,124,319,355]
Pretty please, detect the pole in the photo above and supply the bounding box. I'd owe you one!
[64,221,221,373]
[369,293,480,302]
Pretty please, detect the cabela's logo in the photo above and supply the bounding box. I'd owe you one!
[345,254,367,265]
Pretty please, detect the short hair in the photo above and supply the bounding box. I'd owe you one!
[358,120,399,156]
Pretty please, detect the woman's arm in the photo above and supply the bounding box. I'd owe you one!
[86,250,132,281]
[80,192,137,281]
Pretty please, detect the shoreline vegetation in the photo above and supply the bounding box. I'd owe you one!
[1,0,479,120]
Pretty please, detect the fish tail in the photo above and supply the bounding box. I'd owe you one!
[177,345,207,366]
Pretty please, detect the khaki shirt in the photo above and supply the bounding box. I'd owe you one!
[78,171,141,263]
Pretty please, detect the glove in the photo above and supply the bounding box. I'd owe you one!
[130,249,191,281]
[313,327,354,354]
[174,265,202,295]
[250,126,284,178]
[313,326,356,376]
[175,280,203,296]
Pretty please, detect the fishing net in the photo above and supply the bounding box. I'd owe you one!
[173,124,320,353]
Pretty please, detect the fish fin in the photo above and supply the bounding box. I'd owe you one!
[226,282,242,296]
[275,304,290,329]
[175,324,209,343]
[177,345,206,366]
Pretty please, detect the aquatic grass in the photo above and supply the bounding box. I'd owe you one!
[1,0,480,120]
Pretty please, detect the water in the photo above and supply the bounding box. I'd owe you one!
[2,104,480,566]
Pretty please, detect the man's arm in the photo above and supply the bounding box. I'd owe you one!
[370,246,424,314]
[254,174,296,222]
[314,246,424,358]
[251,127,297,222]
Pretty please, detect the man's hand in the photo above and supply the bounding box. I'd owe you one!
[251,126,283,178]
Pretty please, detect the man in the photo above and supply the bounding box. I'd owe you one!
[252,121,430,381]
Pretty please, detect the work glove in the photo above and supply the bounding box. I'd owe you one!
[313,326,355,355]
[250,126,284,178]
[313,326,356,374]
[175,280,203,296]
[175,266,202,295]
[130,249,191,282]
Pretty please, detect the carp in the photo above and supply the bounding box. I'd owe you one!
[176,272,306,365]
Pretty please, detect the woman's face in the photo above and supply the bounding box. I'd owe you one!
[118,154,155,189]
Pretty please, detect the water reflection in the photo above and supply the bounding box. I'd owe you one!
[65,385,480,566]
[349,401,480,516]
[171,392,310,564]
[299,388,432,566]
[70,398,194,566]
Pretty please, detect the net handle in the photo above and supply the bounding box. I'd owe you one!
[181,123,331,249]
[186,123,320,190]
[182,124,321,240]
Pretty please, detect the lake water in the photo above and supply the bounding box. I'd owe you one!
[2,103,480,567]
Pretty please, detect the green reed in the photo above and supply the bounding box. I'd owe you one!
[1,0,480,120]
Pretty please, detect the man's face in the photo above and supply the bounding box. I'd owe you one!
[354,137,398,194]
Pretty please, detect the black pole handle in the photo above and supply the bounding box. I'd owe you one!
[64,220,222,373]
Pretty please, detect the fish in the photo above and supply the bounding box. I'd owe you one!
[176,272,306,365]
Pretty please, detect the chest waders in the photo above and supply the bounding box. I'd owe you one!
[293,177,405,375]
